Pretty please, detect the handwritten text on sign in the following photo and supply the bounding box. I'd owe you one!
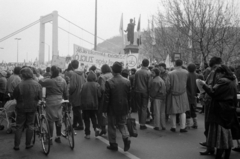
[73,44,126,67]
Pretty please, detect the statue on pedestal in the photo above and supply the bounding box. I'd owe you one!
[125,18,135,45]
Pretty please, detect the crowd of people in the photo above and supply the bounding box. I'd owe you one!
[0,57,240,158]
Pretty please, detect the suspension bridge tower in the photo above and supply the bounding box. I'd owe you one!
[39,11,58,64]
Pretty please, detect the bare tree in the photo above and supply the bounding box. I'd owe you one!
[145,0,240,64]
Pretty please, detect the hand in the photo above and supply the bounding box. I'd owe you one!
[198,80,205,86]
[102,113,107,118]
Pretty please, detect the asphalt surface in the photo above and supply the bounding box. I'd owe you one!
[0,112,239,159]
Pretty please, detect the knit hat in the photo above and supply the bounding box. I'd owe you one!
[87,71,97,82]
[112,62,122,73]
[0,70,7,77]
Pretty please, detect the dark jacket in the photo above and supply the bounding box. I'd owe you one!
[134,67,151,94]
[187,72,199,105]
[160,70,170,93]
[149,76,166,100]
[203,78,239,129]
[97,72,113,111]
[65,70,86,107]
[39,76,69,100]
[0,77,7,93]
[80,71,101,110]
[13,79,42,112]
[103,74,131,116]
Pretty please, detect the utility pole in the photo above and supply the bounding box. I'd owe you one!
[94,0,97,51]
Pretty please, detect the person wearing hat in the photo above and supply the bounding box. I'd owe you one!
[103,62,131,152]
[6,67,21,98]
[13,68,42,150]
[0,70,7,106]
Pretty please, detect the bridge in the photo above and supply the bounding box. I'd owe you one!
[0,11,120,65]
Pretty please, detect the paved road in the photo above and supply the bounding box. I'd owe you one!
[0,112,239,159]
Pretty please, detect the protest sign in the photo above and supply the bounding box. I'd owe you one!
[73,44,127,68]
[52,55,66,70]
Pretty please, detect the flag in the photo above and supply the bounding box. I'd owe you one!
[137,15,141,46]
[151,16,156,45]
[188,25,193,63]
[119,13,125,47]
[200,54,204,70]
[165,54,174,68]
[188,26,192,49]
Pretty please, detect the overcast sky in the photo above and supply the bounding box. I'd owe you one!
[0,0,161,63]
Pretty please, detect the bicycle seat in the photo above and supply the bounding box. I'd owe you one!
[61,100,69,104]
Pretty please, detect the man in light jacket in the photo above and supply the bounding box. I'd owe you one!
[166,59,189,133]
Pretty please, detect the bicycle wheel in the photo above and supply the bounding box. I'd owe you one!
[65,116,74,149]
[40,115,51,155]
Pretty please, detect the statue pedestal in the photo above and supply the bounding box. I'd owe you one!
[124,45,139,54]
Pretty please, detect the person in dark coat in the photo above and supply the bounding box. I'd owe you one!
[129,68,137,112]
[186,63,199,129]
[199,57,222,154]
[13,68,42,150]
[80,71,102,139]
[65,60,86,130]
[134,59,152,130]
[103,62,131,152]
[97,64,113,136]
[199,65,240,159]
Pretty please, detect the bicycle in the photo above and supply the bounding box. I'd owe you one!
[32,100,51,155]
[61,100,74,150]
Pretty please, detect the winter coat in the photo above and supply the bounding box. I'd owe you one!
[134,67,151,94]
[103,74,131,116]
[166,67,189,114]
[7,74,21,94]
[149,76,166,100]
[97,72,113,111]
[160,70,170,93]
[80,71,101,110]
[203,78,239,128]
[65,70,86,107]
[186,72,199,105]
[39,76,69,100]
[13,79,42,113]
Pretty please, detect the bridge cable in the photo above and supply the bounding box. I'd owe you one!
[58,15,121,49]
[0,20,40,43]
[52,23,117,54]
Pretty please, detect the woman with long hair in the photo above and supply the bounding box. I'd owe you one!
[97,64,112,136]
[39,66,69,144]
[199,65,240,159]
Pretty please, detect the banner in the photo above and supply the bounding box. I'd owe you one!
[52,55,66,70]
[73,44,127,68]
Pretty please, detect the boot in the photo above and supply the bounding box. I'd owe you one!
[192,118,198,129]
[200,148,215,155]
[123,138,131,152]
[215,149,224,159]
[186,118,191,130]
[224,149,231,159]
[100,126,107,136]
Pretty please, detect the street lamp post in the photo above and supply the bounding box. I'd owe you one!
[0,47,4,53]
[42,42,50,62]
[15,38,21,63]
